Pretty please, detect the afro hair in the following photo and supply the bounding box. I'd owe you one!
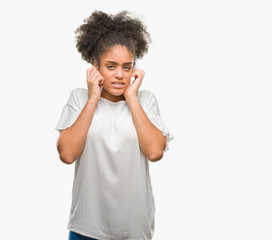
[74,10,151,65]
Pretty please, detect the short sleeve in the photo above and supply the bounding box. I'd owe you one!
[55,89,80,133]
[144,91,174,152]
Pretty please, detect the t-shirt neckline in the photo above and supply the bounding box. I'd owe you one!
[100,97,127,104]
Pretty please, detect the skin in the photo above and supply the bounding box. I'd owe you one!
[57,45,166,164]
[89,45,139,102]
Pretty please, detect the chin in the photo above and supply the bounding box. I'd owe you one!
[111,89,125,95]
[103,87,125,96]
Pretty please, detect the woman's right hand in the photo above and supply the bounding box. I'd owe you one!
[86,67,104,101]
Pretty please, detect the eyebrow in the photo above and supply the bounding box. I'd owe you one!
[105,61,133,65]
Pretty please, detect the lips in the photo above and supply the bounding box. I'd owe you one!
[111,82,125,88]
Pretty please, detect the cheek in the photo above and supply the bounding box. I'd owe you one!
[123,79,131,90]
[125,73,132,84]
[100,72,111,84]
[103,80,112,89]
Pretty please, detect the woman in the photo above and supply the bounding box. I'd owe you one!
[56,10,173,240]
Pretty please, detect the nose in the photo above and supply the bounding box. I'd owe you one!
[115,67,124,79]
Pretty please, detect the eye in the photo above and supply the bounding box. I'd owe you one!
[123,66,131,71]
[107,65,115,69]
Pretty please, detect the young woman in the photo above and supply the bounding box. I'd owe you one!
[56,10,173,240]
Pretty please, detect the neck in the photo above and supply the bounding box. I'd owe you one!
[101,89,125,102]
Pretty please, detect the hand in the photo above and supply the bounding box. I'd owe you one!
[124,69,145,99]
[86,67,104,101]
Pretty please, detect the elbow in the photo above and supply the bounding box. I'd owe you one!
[59,153,76,165]
[57,140,76,165]
[147,135,167,162]
[147,150,164,162]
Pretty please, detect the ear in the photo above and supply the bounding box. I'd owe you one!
[93,61,99,70]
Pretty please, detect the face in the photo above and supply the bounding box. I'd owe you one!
[95,45,134,102]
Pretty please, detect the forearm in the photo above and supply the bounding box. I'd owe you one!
[126,96,166,162]
[57,98,98,164]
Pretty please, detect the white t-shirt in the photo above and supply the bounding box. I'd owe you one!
[55,88,173,240]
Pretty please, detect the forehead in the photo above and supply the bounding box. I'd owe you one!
[100,45,134,64]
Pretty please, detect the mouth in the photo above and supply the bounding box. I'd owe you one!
[111,82,125,89]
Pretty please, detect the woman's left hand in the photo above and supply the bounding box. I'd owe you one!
[124,69,145,99]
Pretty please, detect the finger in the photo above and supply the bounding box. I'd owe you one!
[134,74,143,86]
[132,71,138,77]
[133,73,141,79]
[98,77,104,86]
[94,65,99,71]
[88,68,100,82]
[131,70,137,76]
[86,67,95,78]
[92,71,103,82]
[87,66,95,73]
[132,69,144,76]
[131,75,140,84]
[89,71,104,87]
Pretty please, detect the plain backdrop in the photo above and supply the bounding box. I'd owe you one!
[0,0,271,239]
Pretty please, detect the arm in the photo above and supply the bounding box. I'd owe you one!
[126,96,166,162]
[57,98,98,164]
[56,67,103,164]
[124,70,166,162]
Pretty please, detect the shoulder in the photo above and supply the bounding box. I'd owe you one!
[137,89,156,102]
[137,89,159,110]
[67,88,88,108]
[70,87,88,97]
[69,87,88,100]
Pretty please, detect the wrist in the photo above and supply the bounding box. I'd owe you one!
[125,94,139,104]
[124,90,137,99]
[87,96,99,105]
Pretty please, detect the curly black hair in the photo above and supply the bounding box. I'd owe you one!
[74,10,151,66]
